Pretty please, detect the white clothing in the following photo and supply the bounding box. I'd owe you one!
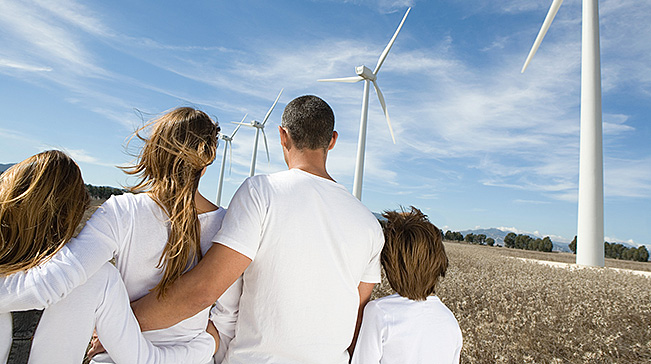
[351,293,462,364]
[0,193,241,362]
[215,169,384,364]
[0,264,215,364]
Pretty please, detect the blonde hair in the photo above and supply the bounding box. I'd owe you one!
[0,150,89,276]
[381,206,448,301]
[122,107,219,297]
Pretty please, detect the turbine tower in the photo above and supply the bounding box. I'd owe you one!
[521,0,604,267]
[233,89,283,177]
[215,114,246,206]
[319,7,410,200]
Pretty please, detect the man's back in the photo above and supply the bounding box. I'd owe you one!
[216,168,384,364]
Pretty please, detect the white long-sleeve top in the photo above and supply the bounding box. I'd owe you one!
[0,263,215,364]
[351,293,463,364]
[0,193,242,362]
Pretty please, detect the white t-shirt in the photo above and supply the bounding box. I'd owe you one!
[215,168,385,364]
[0,193,241,363]
[351,293,463,364]
[0,263,215,364]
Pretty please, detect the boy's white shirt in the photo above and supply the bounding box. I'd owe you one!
[351,293,463,364]
[0,263,215,364]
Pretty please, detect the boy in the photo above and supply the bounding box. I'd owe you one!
[351,207,462,364]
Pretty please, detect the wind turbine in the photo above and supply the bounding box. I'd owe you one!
[233,89,283,177]
[215,114,246,206]
[318,7,410,200]
[521,0,604,267]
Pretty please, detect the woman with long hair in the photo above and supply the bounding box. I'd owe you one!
[0,150,217,363]
[0,108,241,364]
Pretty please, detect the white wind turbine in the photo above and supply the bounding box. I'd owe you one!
[215,114,246,206]
[319,7,410,200]
[233,89,283,177]
[521,0,604,267]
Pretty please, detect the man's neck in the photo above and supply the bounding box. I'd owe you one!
[286,149,334,182]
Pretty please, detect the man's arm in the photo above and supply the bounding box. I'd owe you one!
[131,243,251,331]
[348,282,375,356]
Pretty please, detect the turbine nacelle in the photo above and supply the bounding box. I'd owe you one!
[219,133,234,142]
[355,65,376,81]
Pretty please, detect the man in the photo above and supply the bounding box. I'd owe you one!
[132,95,385,363]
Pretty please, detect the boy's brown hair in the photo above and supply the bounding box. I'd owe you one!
[381,206,448,300]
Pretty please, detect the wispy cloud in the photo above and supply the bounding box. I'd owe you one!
[0,59,52,72]
[62,148,116,167]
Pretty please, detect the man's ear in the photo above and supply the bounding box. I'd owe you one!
[327,131,338,151]
[279,126,290,149]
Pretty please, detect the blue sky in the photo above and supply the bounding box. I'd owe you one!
[1,0,649,250]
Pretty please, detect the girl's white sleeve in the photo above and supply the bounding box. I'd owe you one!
[0,198,121,311]
[350,301,385,364]
[96,264,215,364]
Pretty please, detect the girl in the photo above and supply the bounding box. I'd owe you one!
[0,150,217,363]
[0,108,241,364]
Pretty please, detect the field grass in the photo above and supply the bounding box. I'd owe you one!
[372,241,651,363]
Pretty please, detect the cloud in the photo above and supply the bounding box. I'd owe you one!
[605,157,651,199]
[62,148,116,167]
[0,59,52,72]
[513,199,551,205]
[313,0,413,14]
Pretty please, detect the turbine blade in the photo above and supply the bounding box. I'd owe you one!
[374,7,411,75]
[228,141,233,175]
[372,80,396,144]
[262,89,283,126]
[231,114,247,137]
[261,128,270,163]
[521,0,564,73]
[317,76,364,83]
[232,121,253,127]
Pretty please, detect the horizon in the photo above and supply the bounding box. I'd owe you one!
[1,1,649,250]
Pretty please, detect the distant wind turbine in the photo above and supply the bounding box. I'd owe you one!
[216,114,246,206]
[521,0,604,267]
[233,89,283,177]
[318,7,410,200]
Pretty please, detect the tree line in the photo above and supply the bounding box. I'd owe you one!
[443,230,552,253]
[568,236,649,262]
[444,231,496,247]
[85,184,125,200]
[503,232,553,252]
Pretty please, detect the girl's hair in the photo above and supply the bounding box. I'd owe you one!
[0,150,90,275]
[122,107,219,297]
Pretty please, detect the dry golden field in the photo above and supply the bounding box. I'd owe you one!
[372,241,651,363]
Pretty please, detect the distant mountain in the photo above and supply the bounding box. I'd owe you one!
[0,163,14,174]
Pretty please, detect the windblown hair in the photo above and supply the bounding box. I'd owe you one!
[281,95,334,150]
[0,150,89,276]
[122,107,219,297]
[381,206,448,301]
